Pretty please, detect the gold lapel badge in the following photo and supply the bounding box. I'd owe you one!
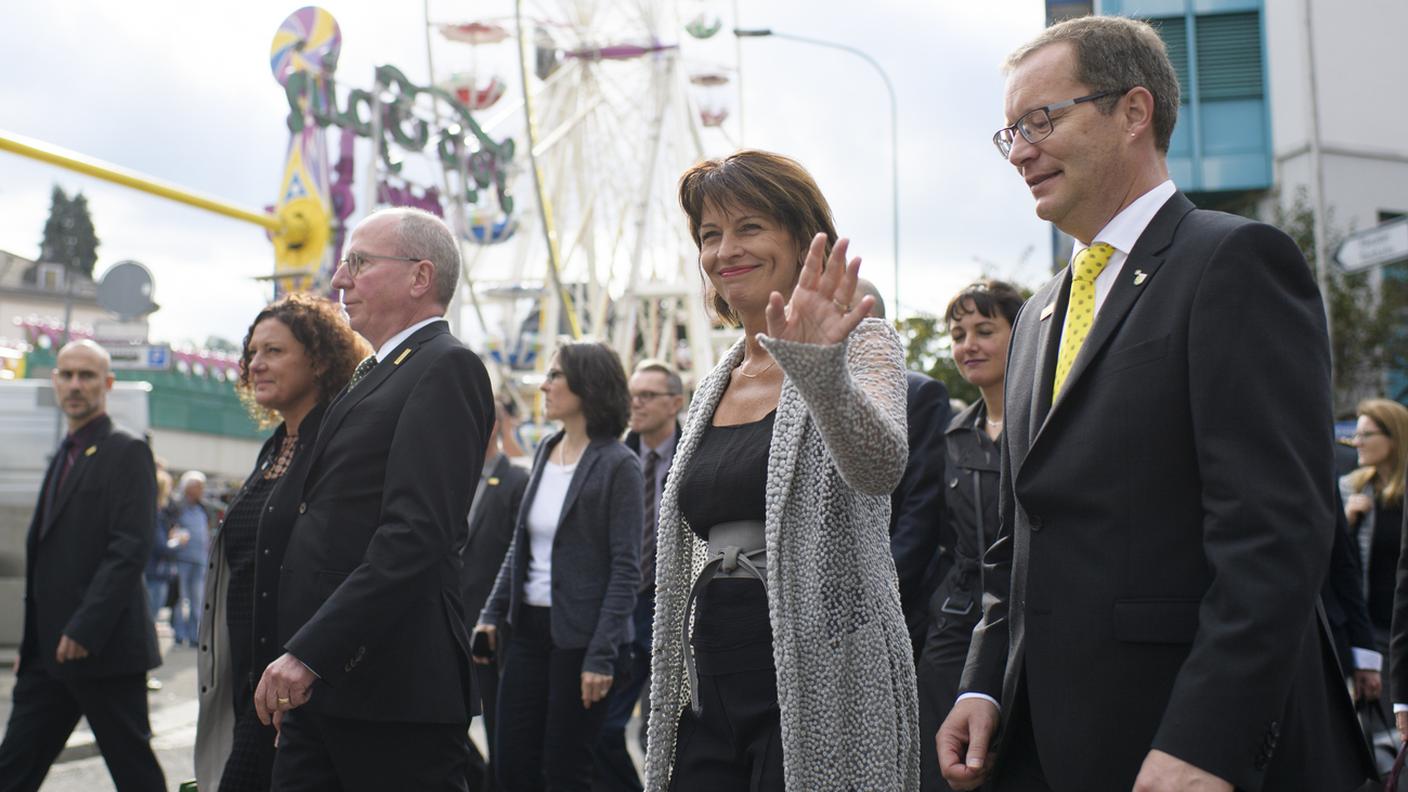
[1133,270,1148,286]
[487,477,500,486]
[84,446,97,457]
[1039,302,1055,321]
[393,348,412,365]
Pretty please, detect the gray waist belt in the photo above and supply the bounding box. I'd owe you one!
[683,520,767,715]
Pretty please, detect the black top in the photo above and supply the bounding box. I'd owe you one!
[677,411,775,674]
[223,471,279,704]
[1369,500,1404,630]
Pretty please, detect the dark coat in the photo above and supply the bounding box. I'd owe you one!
[960,192,1373,791]
[479,432,643,675]
[928,400,999,632]
[22,415,160,678]
[1389,468,1408,704]
[460,454,529,632]
[278,320,495,724]
[624,421,681,591]
[1322,486,1376,676]
[890,371,949,653]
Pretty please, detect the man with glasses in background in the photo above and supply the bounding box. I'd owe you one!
[254,207,495,791]
[593,360,683,792]
[937,15,1373,792]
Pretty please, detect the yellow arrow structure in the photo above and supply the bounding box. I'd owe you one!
[0,128,322,261]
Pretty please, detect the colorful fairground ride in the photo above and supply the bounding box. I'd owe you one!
[2,2,746,427]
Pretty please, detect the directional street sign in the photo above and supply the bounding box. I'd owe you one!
[107,344,173,372]
[1334,216,1408,273]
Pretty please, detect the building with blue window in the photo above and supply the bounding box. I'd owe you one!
[1044,0,1408,401]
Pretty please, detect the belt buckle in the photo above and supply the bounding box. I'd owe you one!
[939,593,974,616]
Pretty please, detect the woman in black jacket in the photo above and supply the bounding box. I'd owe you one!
[194,294,369,792]
[917,279,1025,792]
[475,340,643,792]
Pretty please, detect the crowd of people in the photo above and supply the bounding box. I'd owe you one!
[1,13,1405,792]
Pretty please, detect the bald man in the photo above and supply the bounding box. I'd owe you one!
[0,340,165,792]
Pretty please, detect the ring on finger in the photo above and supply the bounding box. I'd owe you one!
[276,696,291,705]
[833,299,850,312]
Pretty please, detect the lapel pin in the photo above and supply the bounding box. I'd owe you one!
[1133,270,1148,286]
[393,348,412,365]
[84,446,97,457]
[1039,302,1055,321]
[487,477,500,486]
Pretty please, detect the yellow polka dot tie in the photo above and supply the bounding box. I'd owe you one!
[1052,242,1115,397]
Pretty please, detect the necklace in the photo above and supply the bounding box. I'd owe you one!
[985,417,1004,428]
[737,358,777,379]
[556,439,581,466]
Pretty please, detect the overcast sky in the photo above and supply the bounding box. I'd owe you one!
[0,0,1052,348]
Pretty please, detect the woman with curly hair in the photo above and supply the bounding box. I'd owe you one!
[195,293,370,792]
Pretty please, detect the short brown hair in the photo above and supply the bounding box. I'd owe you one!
[1347,398,1408,506]
[555,340,630,439]
[1005,15,1180,153]
[236,293,373,428]
[679,150,839,326]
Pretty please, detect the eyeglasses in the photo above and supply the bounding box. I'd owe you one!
[1352,430,1386,442]
[992,89,1124,159]
[338,250,424,279]
[630,390,680,404]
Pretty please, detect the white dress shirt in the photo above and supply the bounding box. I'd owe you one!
[375,316,444,363]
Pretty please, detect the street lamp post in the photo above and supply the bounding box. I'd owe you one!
[735,28,901,318]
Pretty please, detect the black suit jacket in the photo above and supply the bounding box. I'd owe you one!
[1323,487,1376,675]
[460,454,529,632]
[22,415,160,678]
[960,192,1373,791]
[891,371,949,653]
[480,433,643,675]
[278,320,494,724]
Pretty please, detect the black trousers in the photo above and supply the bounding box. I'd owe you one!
[0,666,165,792]
[668,668,784,792]
[916,608,980,792]
[270,707,470,792]
[494,606,615,792]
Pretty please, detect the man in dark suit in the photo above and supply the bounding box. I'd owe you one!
[255,207,495,791]
[857,278,950,660]
[0,340,164,792]
[463,411,529,792]
[937,16,1374,792]
[592,359,684,792]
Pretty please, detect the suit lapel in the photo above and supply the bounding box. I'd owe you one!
[1033,193,1194,444]
[308,320,449,475]
[1031,270,1071,429]
[465,455,509,544]
[557,439,606,529]
[42,421,112,540]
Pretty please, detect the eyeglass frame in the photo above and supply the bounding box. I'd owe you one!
[1351,429,1387,442]
[992,89,1126,159]
[629,390,682,405]
[338,250,426,279]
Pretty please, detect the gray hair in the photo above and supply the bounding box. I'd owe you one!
[364,207,461,306]
[854,279,886,319]
[178,470,206,489]
[1005,15,1180,153]
[633,358,683,395]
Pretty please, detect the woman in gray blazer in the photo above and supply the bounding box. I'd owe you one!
[476,340,643,792]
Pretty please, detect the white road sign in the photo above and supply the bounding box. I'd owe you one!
[1335,216,1408,273]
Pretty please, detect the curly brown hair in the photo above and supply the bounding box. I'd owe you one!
[236,293,372,428]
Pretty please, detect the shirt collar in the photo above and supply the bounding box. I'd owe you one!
[641,427,677,459]
[375,316,443,363]
[67,412,110,448]
[1075,179,1176,259]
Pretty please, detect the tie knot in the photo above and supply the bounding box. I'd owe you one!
[1073,243,1115,283]
[347,355,378,391]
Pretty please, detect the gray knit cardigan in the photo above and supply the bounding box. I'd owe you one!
[644,318,921,791]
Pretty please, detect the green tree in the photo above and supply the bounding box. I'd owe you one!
[896,315,979,405]
[38,185,100,278]
[1267,187,1407,412]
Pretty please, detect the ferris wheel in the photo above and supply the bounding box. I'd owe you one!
[431,0,741,386]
